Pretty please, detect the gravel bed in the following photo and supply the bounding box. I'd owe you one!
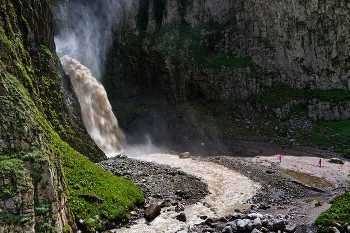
[97,155,208,213]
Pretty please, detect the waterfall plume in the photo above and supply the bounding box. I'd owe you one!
[60,55,125,154]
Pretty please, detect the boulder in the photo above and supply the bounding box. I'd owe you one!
[251,228,262,233]
[179,152,191,159]
[231,213,240,220]
[237,219,250,231]
[144,199,161,220]
[175,204,185,212]
[284,223,296,232]
[222,226,233,233]
[273,219,286,230]
[130,211,139,218]
[176,212,186,222]
[205,218,216,225]
[248,213,263,219]
[330,227,341,233]
[332,222,342,231]
[247,222,253,231]
[261,218,268,227]
[252,217,262,229]
[227,221,238,232]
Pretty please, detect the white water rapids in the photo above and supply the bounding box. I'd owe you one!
[118,153,260,233]
[60,55,125,153]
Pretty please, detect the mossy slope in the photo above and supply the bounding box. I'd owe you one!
[52,132,144,232]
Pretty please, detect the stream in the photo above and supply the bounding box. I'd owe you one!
[117,153,260,233]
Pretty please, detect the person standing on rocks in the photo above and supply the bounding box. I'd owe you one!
[318,158,322,167]
[278,154,282,162]
[201,142,204,148]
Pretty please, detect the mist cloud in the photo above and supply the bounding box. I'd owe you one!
[53,0,132,80]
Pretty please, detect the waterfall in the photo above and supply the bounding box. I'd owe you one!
[60,55,125,154]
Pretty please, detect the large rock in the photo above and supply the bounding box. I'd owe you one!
[252,217,262,229]
[227,221,238,232]
[237,219,250,231]
[144,199,161,220]
[284,223,296,232]
[179,152,191,159]
[330,227,341,233]
[222,226,233,233]
[176,212,187,222]
[273,219,286,230]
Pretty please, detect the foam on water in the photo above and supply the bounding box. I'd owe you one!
[118,153,260,233]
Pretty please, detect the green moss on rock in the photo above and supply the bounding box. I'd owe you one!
[52,132,145,232]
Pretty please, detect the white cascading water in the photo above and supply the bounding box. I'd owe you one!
[60,55,125,154]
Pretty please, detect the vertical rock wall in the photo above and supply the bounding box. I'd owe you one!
[105,0,350,120]
[0,0,104,232]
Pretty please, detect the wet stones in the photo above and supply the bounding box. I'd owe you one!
[144,199,161,220]
[252,217,262,229]
[273,219,286,230]
[192,211,298,233]
[176,212,187,222]
[222,226,233,233]
[330,227,341,233]
[180,152,191,159]
[175,204,185,212]
[237,219,250,231]
[284,223,297,232]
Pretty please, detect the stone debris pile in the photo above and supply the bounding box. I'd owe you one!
[176,211,298,233]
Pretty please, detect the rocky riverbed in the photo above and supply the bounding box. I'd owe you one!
[97,141,350,233]
[97,154,209,209]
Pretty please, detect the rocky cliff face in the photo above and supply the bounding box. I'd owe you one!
[0,0,105,232]
[105,0,350,120]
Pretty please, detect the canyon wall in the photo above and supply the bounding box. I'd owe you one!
[0,0,104,232]
[105,0,350,120]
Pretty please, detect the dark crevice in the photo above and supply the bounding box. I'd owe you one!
[137,0,150,31]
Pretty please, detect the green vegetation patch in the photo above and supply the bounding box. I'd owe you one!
[310,119,350,154]
[316,191,350,232]
[309,89,350,102]
[51,132,145,232]
[0,159,32,199]
[253,82,309,108]
[330,158,345,165]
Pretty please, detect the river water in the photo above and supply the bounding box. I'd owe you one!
[118,153,260,233]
